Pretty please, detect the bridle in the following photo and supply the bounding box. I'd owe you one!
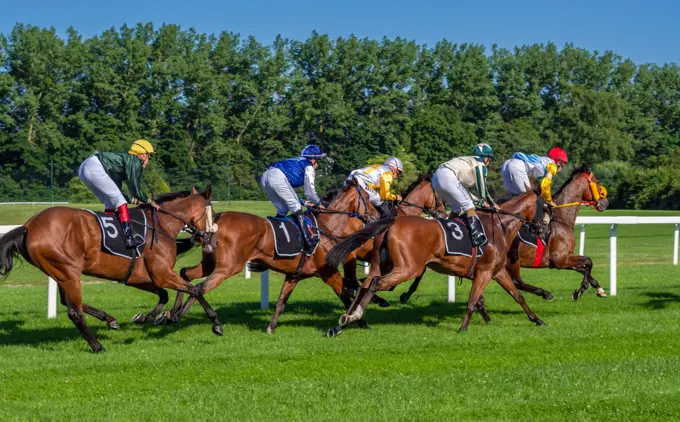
[396,182,447,218]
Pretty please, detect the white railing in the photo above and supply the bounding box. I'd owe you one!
[3,216,679,316]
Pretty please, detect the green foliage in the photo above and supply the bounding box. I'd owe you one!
[1,24,680,208]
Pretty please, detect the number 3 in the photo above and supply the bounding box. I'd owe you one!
[446,221,464,240]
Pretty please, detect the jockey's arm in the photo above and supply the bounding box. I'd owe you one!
[124,155,149,205]
[303,165,321,205]
[379,172,397,201]
[540,163,558,203]
[475,165,497,208]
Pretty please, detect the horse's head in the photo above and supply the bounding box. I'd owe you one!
[555,166,609,212]
[400,174,447,218]
[157,186,217,250]
[328,179,381,223]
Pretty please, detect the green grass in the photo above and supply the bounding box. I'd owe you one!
[1,204,680,420]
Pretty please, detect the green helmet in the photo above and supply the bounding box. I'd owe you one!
[472,143,494,159]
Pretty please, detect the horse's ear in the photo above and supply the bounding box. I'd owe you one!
[203,184,212,200]
[191,186,199,195]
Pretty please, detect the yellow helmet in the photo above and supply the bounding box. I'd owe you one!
[128,139,155,156]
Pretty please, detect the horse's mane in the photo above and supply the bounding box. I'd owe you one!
[554,165,590,197]
[496,191,536,205]
[401,174,431,198]
[154,190,193,204]
[323,179,355,203]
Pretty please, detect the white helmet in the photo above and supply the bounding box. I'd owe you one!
[384,157,404,173]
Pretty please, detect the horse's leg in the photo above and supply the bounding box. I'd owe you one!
[344,256,390,308]
[128,282,169,324]
[172,254,216,315]
[475,294,491,323]
[564,255,607,301]
[58,285,121,329]
[460,270,493,332]
[493,268,545,326]
[399,270,426,304]
[266,276,300,335]
[507,260,554,301]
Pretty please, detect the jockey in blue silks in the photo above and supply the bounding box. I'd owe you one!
[260,144,327,249]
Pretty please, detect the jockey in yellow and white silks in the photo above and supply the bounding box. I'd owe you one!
[501,147,568,206]
[431,143,498,247]
[347,157,404,217]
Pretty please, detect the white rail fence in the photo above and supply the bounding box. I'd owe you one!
[1,216,678,317]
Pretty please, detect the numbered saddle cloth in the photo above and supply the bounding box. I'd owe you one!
[435,217,486,257]
[266,214,319,258]
[85,209,147,259]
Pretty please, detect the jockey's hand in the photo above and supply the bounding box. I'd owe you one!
[493,203,501,211]
[395,194,402,202]
[482,202,490,208]
[148,200,161,211]
[548,201,557,208]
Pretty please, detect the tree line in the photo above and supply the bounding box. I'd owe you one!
[1,23,679,208]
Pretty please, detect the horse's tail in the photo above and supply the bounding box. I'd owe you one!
[0,226,27,281]
[326,218,396,268]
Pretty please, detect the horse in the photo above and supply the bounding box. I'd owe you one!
[0,187,218,352]
[341,174,447,304]
[162,180,382,334]
[398,166,610,304]
[325,192,545,336]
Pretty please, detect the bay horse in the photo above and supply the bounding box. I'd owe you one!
[0,187,218,352]
[162,180,382,334]
[398,166,610,304]
[325,192,545,335]
[341,174,447,304]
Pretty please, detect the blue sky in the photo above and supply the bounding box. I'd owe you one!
[1,0,677,65]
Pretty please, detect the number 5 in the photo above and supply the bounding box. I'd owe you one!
[102,216,119,238]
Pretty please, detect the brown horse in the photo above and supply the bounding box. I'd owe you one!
[398,166,610,304]
[0,187,218,352]
[341,174,447,304]
[164,180,382,333]
[506,166,610,302]
[325,192,545,335]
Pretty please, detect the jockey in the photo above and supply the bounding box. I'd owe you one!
[501,147,568,206]
[260,144,327,249]
[78,140,161,249]
[347,157,404,218]
[431,143,498,247]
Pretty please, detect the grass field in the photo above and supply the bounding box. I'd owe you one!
[0,204,679,420]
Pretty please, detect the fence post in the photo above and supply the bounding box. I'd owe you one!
[245,263,251,279]
[610,224,617,296]
[447,276,456,303]
[260,271,269,310]
[674,224,679,265]
[579,224,586,255]
[47,277,57,318]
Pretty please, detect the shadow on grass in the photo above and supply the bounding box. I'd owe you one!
[639,291,680,310]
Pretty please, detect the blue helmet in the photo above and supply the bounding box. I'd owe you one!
[300,144,327,159]
[472,143,495,159]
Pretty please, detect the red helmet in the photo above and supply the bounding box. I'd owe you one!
[548,147,568,164]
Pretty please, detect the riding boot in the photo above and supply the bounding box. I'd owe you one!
[116,203,144,249]
[121,221,144,249]
[466,215,488,247]
[294,210,318,250]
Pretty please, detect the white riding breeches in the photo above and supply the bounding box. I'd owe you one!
[501,158,532,196]
[432,167,474,214]
[261,167,302,216]
[78,155,127,210]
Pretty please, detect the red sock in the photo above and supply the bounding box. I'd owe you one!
[117,204,131,223]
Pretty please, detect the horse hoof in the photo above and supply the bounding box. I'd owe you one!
[399,293,410,304]
[266,326,275,335]
[339,314,350,326]
[213,325,223,336]
[376,298,391,308]
[153,314,168,325]
[571,291,581,302]
[326,327,340,337]
[357,320,370,329]
[131,313,145,324]
[544,293,555,301]
[536,320,547,327]
[94,345,107,353]
[596,288,608,298]
[107,320,121,330]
